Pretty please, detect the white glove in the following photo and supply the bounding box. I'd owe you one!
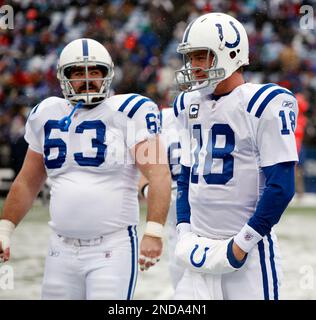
[175,232,247,275]
[176,222,191,240]
[0,219,15,263]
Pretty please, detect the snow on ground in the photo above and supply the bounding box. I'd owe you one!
[0,196,315,300]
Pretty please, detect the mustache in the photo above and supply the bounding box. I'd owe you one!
[77,83,99,92]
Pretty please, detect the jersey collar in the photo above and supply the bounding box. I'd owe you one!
[207,90,232,101]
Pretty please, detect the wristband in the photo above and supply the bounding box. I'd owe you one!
[0,219,15,237]
[176,222,191,239]
[144,221,164,238]
[0,219,15,251]
[234,223,263,253]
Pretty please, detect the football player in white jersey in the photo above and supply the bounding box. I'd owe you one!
[173,13,298,300]
[0,38,171,299]
[139,105,185,288]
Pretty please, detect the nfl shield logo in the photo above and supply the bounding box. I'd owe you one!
[244,232,254,241]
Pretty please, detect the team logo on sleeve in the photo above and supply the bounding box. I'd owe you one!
[282,101,294,109]
[189,104,200,119]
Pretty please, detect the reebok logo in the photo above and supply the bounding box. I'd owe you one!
[282,101,294,109]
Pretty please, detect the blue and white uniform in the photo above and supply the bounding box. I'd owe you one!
[159,108,183,289]
[174,83,298,299]
[25,94,160,299]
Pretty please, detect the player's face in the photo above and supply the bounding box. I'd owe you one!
[188,50,214,81]
[70,66,104,94]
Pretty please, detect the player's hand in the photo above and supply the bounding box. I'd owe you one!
[139,234,162,271]
[175,232,247,274]
[0,235,11,263]
[232,241,247,261]
[0,243,10,263]
[0,220,15,263]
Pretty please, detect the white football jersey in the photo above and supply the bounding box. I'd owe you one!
[160,108,181,189]
[25,94,160,239]
[174,83,298,239]
[160,108,181,227]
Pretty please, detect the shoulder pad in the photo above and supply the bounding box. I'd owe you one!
[246,83,295,118]
[28,96,66,117]
[173,92,186,118]
[113,93,156,118]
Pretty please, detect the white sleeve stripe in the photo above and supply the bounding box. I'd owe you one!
[255,88,295,118]
[127,98,152,118]
[118,94,139,112]
[247,84,294,118]
[117,94,155,118]
[179,92,185,111]
[173,92,186,118]
[247,83,277,113]
[173,95,180,117]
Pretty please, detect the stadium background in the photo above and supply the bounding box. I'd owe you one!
[0,0,316,299]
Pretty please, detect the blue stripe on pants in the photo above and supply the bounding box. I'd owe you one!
[267,234,279,300]
[258,239,269,300]
[127,226,138,300]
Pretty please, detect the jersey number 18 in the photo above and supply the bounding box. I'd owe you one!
[191,123,235,185]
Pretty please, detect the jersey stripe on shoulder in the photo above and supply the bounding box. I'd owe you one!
[118,94,139,112]
[117,94,154,118]
[255,88,295,118]
[173,95,179,117]
[159,109,163,128]
[127,97,152,118]
[179,92,185,111]
[247,83,277,113]
[173,92,186,118]
[31,103,40,115]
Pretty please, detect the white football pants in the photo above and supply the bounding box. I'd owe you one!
[42,226,138,300]
[174,231,283,300]
[167,198,185,289]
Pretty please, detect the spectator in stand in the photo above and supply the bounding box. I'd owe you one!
[0,0,315,173]
[294,92,309,197]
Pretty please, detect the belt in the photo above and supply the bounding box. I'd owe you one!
[57,234,104,247]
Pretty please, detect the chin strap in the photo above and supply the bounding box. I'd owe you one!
[196,82,216,96]
[58,100,84,131]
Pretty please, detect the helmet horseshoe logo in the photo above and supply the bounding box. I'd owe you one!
[215,21,240,48]
[190,244,210,268]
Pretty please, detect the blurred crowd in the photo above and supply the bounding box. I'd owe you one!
[0,0,316,174]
